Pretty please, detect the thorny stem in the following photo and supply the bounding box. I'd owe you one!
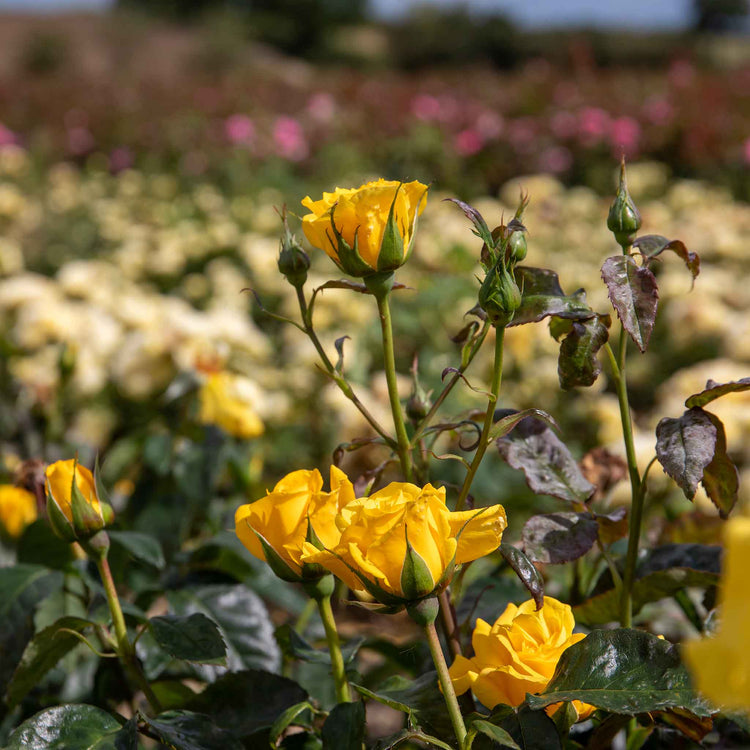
[95,553,162,714]
[295,286,394,446]
[424,620,468,749]
[316,595,351,703]
[455,327,505,512]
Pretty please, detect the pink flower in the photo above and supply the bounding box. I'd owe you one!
[273,117,309,162]
[643,97,674,127]
[454,128,484,156]
[411,94,441,121]
[67,127,95,156]
[307,92,336,122]
[609,116,641,155]
[550,111,577,140]
[225,114,255,146]
[476,111,503,140]
[578,107,611,146]
[538,146,573,174]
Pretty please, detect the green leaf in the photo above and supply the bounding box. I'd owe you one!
[275,624,363,667]
[601,254,659,352]
[5,704,126,749]
[522,512,599,564]
[499,543,544,610]
[142,710,243,750]
[17,520,75,570]
[526,629,712,716]
[150,613,227,666]
[108,530,166,569]
[187,669,309,738]
[487,408,559,444]
[5,615,94,709]
[575,544,721,625]
[511,267,596,327]
[633,234,700,281]
[269,701,315,747]
[0,564,63,688]
[352,672,454,742]
[372,729,454,750]
[496,414,595,504]
[491,705,561,750]
[167,583,280,677]
[467,718,521,749]
[557,315,610,390]
[685,377,750,409]
[655,408,717,500]
[701,411,739,518]
[321,701,366,750]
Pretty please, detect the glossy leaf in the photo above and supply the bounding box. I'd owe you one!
[269,702,315,747]
[496,415,595,504]
[522,512,599,564]
[466,718,521,749]
[487,407,559,444]
[511,266,595,327]
[601,254,659,352]
[17,521,75,570]
[557,315,609,390]
[167,583,280,678]
[150,613,227,666]
[321,701,366,750]
[633,234,700,281]
[655,408,717,500]
[108,530,165,569]
[5,704,126,750]
[5,615,94,709]
[0,564,63,688]
[701,411,739,518]
[187,669,308,738]
[142,710,243,750]
[527,629,711,716]
[685,377,750,409]
[499,543,544,610]
[491,705,561,750]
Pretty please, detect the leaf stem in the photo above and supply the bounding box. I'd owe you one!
[316,594,351,703]
[424,620,467,749]
[374,290,414,481]
[95,552,162,714]
[455,327,505,512]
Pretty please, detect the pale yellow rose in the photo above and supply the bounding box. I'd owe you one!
[683,517,750,710]
[301,179,428,276]
[198,371,264,439]
[235,466,355,581]
[0,485,37,538]
[449,596,592,718]
[302,481,506,603]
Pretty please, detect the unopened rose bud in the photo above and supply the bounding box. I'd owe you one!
[607,159,641,249]
[277,212,310,288]
[478,261,522,328]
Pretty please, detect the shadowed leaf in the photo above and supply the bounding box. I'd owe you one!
[321,701,366,750]
[685,377,750,409]
[558,315,610,390]
[522,512,599,564]
[511,267,595,327]
[150,613,227,666]
[633,234,700,281]
[700,411,739,518]
[499,543,544,610]
[142,710,243,750]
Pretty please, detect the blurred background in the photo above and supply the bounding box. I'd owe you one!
[0,0,748,543]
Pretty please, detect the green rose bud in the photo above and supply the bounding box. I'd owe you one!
[277,211,310,288]
[478,261,522,328]
[607,159,642,249]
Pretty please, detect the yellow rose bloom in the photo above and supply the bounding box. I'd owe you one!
[683,517,750,710]
[198,372,264,440]
[235,466,355,582]
[45,459,111,542]
[449,596,591,717]
[302,482,506,604]
[301,179,428,277]
[0,484,37,538]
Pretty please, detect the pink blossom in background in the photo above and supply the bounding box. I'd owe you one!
[67,127,95,156]
[643,97,674,127]
[307,92,336,123]
[550,111,577,140]
[411,94,441,121]
[273,117,309,162]
[538,146,573,174]
[0,123,18,147]
[224,114,255,146]
[609,116,641,155]
[476,111,503,140]
[454,128,484,156]
[578,107,611,146]
[436,95,460,124]
[109,147,134,173]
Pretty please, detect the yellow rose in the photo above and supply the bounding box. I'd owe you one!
[198,372,264,440]
[302,482,506,605]
[301,179,428,277]
[45,459,112,542]
[0,484,37,538]
[683,517,750,710]
[235,466,355,582]
[449,596,592,718]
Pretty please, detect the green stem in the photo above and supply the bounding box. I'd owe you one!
[455,327,505,512]
[316,595,351,703]
[296,286,394,446]
[95,553,162,714]
[605,332,642,629]
[374,291,414,481]
[424,620,467,749]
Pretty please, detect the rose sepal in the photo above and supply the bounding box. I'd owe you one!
[400,527,437,601]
